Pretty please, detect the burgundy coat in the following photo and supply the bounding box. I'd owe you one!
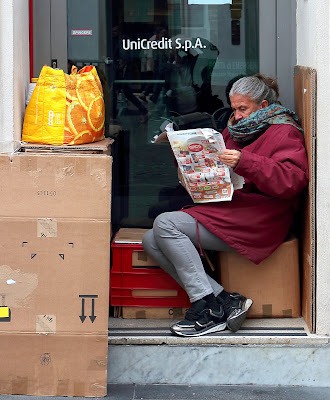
[183,124,309,264]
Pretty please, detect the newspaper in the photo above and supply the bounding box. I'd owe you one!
[166,125,244,203]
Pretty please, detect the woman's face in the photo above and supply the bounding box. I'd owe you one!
[230,94,268,123]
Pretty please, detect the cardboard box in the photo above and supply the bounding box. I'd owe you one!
[0,218,110,335]
[0,334,108,397]
[21,138,113,155]
[112,228,150,244]
[131,250,158,267]
[121,306,188,319]
[217,237,301,318]
[0,148,111,396]
[0,151,111,219]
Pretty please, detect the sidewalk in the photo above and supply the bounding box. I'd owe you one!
[1,384,330,400]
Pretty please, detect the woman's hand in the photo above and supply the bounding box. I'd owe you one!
[219,149,241,168]
[154,130,169,143]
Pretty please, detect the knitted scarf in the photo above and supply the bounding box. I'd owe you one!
[227,103,303,143]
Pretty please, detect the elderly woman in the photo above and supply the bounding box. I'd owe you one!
[142,74,309,337]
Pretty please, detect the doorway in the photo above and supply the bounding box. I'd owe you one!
[30,0,316,332]
[31,0,296,231]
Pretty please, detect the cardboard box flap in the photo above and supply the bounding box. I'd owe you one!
[294,66,316,333]
[114,228,150,244]
[21,138,113,153]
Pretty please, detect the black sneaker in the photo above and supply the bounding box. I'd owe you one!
[217,291,253,332]
[170,299,207,334]
[217,292,246,317]
[171,304,226,337]
[226,298,253,332]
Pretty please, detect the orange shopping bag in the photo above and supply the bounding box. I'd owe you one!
[22,65,105,145]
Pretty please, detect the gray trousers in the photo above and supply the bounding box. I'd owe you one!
[142,211,233,303]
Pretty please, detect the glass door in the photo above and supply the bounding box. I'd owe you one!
[32,0,296,234]
[105,0,259,231]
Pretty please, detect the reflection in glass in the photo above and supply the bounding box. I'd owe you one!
[67,0,259,230]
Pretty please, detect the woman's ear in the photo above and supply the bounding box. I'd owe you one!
[260,100,269,109]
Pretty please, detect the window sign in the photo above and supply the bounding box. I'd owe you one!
[188,1,232,4]
[71,29,93,36]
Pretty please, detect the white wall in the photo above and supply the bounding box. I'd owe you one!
[0,0,30,152]
[296,0,330,335]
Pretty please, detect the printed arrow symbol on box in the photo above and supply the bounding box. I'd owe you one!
[89,298,96,323]
[79,298,86,323]
[79,295,98,323]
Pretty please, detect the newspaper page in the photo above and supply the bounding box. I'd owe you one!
[167,127,243,203]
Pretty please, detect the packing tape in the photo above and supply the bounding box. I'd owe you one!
[74,382,86,397]
[262,305,294,318]
[9,144,21,162]
[262,304,273,318]
[37,218,57,238]
[19,155,38,172]
[74,158,87,175]
[137,251,148,261]
[57,379,69,397]
[11,376,28,395]
[282,309,293,317]
[36,315,56,334]
[135,310,146,319]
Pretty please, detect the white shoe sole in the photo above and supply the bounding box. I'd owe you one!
[170,322,227,337]
[171,324,196,333]
[226,298,253,332]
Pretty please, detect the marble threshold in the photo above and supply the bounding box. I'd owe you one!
[108,317,329,346]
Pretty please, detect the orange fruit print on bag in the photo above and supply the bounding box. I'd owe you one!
[22,65,105,145]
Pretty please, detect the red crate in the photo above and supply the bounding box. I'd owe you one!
[110,238,190,308]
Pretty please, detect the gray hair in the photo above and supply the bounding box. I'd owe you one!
[229,74,279,105]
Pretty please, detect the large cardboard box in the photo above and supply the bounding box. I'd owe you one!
[217,237,301,318]
[0,146,111,396]
[0,334,108,397]
[0,151,111,220]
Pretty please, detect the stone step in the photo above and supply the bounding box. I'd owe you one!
[107,317,330,387]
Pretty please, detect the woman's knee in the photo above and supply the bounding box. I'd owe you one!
[153,211,177,235]
[142,229,154,252]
